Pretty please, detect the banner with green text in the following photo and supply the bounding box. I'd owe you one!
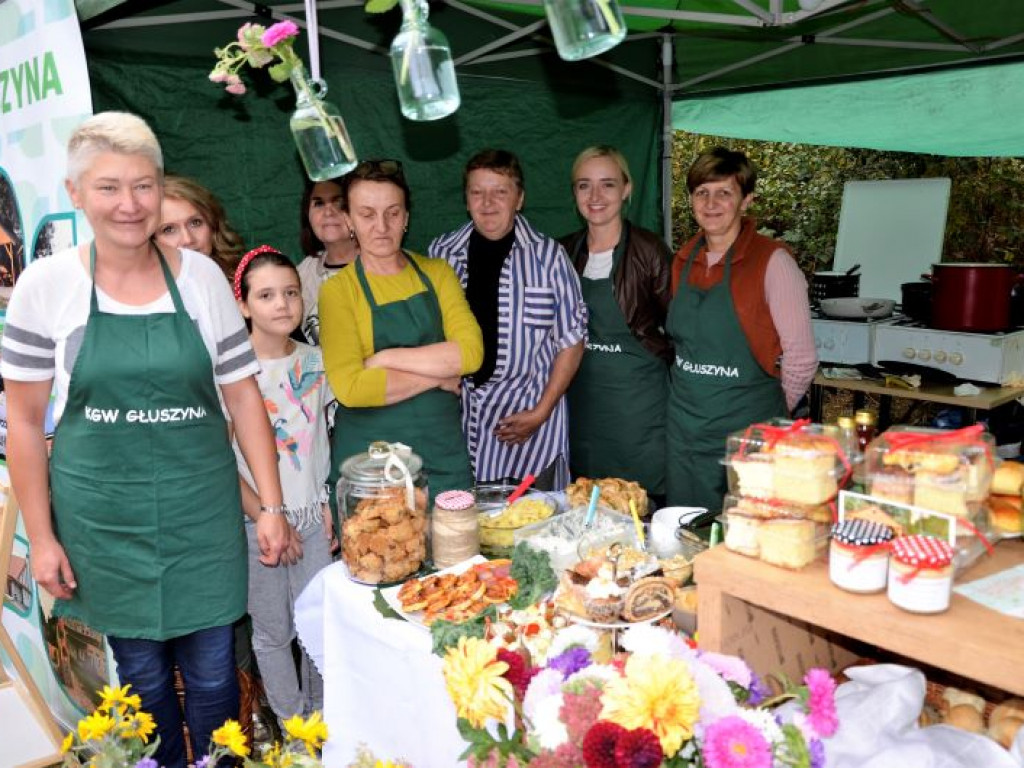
[0,0,106,732]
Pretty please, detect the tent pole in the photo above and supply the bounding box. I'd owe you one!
[661,33,674,250]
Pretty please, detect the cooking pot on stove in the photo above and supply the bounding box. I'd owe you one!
[931,263,1017,333]
[810,268,860,304]
[900,281,932,325]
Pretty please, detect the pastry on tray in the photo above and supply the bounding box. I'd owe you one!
[622,577,675,622]
[566,477,648,517]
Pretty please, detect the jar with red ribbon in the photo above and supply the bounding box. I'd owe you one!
[829,519,894,594]
[887,534,954,613]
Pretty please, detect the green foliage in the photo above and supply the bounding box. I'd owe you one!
[507,542,556,610]
[672,132,1024,274]
[429,605,497,657]
[365,0,400,12]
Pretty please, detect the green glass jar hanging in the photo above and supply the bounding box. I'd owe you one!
[543,0,627,61]
[389,0,461,121]
[289,64,359,181]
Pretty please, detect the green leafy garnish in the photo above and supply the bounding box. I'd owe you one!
[429,605,498,656]
[508,542,556,610]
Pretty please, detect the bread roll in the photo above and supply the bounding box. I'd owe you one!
[988,715,1024,749]
[989,495,1023,535]
[945,704,985,733]
[941,687,986,715]
[992,461,1024,496]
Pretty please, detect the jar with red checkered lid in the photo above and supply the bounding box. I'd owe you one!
[887,534,954,613]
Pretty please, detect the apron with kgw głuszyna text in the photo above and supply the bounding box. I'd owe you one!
[665,237,786,511]
[49,243,246,639]
[568,236,668,495]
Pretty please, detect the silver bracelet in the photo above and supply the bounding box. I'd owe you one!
[259,504,287,516]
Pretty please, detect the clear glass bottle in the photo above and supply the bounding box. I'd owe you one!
[542,0,627,62]
[288,65,359,182]
[836,415,859,459]
[389,0,461,121]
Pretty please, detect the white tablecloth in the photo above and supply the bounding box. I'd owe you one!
[294,562,467,768]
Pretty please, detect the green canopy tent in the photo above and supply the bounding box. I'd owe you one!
[72,0,1024,252]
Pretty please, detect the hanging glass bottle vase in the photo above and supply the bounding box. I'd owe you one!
[288,64,359,181]
[543,0,627,61]
[389,0,461,121]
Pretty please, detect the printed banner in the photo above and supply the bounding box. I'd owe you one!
[0,0,106,731]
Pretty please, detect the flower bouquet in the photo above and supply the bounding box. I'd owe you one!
[209,20,358,181]
[441,624,838,768]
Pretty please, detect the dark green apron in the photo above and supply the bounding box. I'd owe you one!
[50,243,246,639]
[665,238,787,511]
[331,255,472,499]
[567,236,667,495]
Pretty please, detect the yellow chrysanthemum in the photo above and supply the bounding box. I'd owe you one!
[77,712,116,742]
[60,731,75,753]
[97,684,142,713]
[283,711,329,755]
[442,636,513,729]
[118,711,156,743]
[599,653,701,756]
[212,719,250,757]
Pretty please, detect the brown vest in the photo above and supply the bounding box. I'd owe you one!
[671,217,786,377]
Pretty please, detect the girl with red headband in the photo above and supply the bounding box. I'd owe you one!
[233,245,334,724]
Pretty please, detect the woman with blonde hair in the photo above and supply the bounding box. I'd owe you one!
[2,111,288,768]
[559,145,673,502]
[155,174,246,280]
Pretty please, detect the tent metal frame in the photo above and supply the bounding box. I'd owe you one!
[89,0,1023,243]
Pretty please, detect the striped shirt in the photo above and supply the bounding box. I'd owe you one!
[0,246,257,423]
[429,215,587,487]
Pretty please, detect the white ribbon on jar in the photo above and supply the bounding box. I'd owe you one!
[383,442,416,511]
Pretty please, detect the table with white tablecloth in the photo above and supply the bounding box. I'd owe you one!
[294,561,467,768]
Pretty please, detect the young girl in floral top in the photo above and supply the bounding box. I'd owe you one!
[233,245,334,722]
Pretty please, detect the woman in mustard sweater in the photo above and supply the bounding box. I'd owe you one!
[319,160,483,497]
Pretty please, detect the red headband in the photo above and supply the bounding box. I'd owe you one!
[233,244,281,301]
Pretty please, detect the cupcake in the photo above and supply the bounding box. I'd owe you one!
[583,563,626,623]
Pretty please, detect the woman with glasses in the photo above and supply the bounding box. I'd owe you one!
[665,147,816,510]
[296,178,359,345]
[318,159,483,497]
[155,175,245,281]
[559,146,673,504]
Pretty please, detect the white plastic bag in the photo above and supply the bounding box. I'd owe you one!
[826,664,1022,768]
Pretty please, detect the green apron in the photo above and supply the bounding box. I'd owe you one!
[331,255,473,499]
[567,236,668,495]
[49,243,246,640]
[665,237,787,511]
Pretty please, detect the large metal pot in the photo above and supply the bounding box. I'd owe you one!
[810,271,860,304]
[931,263,1016,333]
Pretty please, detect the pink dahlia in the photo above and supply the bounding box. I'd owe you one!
[803,668,839,738]
[261,20,299,48]
[614,728,662,768]
[582,722,628,768]
[702,715,772,768]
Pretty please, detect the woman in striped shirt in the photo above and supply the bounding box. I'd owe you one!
[429,149,587,490]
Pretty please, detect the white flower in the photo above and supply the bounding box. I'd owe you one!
[528,694,570,751]
[523,668,564,724]
[545,625,601,660]
[566,663,618,688]
[689,658,740,727]
[738,707,784,744]
[619,624,694,660]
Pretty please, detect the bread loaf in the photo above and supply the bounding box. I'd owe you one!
[989,495,1023,535]
[991,461,1024,496]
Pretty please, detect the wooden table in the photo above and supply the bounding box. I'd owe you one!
[810,373,1024,428]
[694,539,1024,696]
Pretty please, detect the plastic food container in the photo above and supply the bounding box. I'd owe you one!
[721,493,832,522]
[887,534,954,614]
[515,505,634,574]
[475,484,557,557]
[719,513,830,569]
[723,419,849,505]
[829,518,894,593]
[864,426,996,517]
[337,441,429,585]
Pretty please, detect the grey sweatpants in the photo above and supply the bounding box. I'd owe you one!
[245,521,331,723]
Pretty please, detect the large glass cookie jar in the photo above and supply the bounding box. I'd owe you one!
[337,441,430,585]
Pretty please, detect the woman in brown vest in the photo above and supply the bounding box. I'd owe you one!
[664,147,817,511]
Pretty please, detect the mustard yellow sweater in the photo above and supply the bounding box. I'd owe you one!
[319,253,483,407]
